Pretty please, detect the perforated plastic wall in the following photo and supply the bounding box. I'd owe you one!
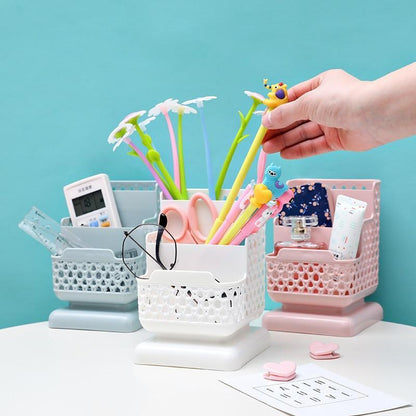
[53,254,141,294]
[266,180,380,308]
[137,230,265,328]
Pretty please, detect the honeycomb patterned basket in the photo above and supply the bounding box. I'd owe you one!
[51,180,160,306]
[137,228,265,339]
[266,179,380,308]
[52,248,143,304]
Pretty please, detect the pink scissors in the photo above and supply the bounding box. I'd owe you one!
[162,192,218,244]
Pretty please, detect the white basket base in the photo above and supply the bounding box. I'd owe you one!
[262,301,383,337]
[48,301,141,333]
[134,326,271,371]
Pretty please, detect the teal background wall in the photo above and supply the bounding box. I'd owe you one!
[1,0,415,329]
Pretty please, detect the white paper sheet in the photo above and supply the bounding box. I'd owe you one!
[220,364,411,416]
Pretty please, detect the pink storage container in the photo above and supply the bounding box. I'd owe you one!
[263,179,383,336]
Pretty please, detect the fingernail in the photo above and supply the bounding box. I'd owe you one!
[262,142,271,154]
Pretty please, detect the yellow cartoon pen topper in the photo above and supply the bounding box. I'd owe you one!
[263,79,289,110]
[206,79,289,243]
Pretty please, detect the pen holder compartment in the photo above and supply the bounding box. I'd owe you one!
[60,180,160,252]
[137,228,265,340]
[49,180,160,332]
[264,179,383,336]
[136,190,266,340]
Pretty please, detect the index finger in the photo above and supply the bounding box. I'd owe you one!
[262,120,307,143]
[287,75,321,101]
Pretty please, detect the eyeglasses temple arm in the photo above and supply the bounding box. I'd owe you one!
[123,231,167,270]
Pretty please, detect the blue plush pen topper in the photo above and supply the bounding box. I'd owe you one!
[262,163,288,200]
[217,163,291,245]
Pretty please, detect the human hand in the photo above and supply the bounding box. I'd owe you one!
[261,69,386,158]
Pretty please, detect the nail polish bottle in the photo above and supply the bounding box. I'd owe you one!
[273,215,327,256]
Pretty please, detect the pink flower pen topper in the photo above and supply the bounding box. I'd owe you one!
[107,113,174,200]
[182,96,217,200]
[148,99,182,194]
[170,102,197,199]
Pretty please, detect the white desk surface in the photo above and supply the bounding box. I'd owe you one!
[0,321,414,416]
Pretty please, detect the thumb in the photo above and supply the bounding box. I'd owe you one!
[262,97,310,129]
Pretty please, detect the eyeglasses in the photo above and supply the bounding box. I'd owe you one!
[121,216,177,278]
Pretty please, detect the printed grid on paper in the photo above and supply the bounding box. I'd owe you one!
[254,376,367,408]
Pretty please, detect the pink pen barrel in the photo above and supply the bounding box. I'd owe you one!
[230,205,273,245]
[257,150,267,183]
[209,184,253,244]
[230,189,294,245]
[123,137,173,200]
[275,189,295,210]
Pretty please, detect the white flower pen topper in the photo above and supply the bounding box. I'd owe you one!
[182,96,217,200]
[108,110,173,199]
[124,111,182,200]
[108,122,135,151]
[148,99,182,193]
[170,102,197,199]
[108,120,173,200]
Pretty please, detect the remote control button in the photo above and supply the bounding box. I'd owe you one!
[101,221,111,227]
[89,220,99,227]
[99,214,108,222]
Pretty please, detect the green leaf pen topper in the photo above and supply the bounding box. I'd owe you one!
[214,91,265,200]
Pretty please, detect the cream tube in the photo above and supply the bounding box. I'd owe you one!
[329,195,367,260]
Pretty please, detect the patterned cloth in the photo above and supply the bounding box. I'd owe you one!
[276,182,332,227]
